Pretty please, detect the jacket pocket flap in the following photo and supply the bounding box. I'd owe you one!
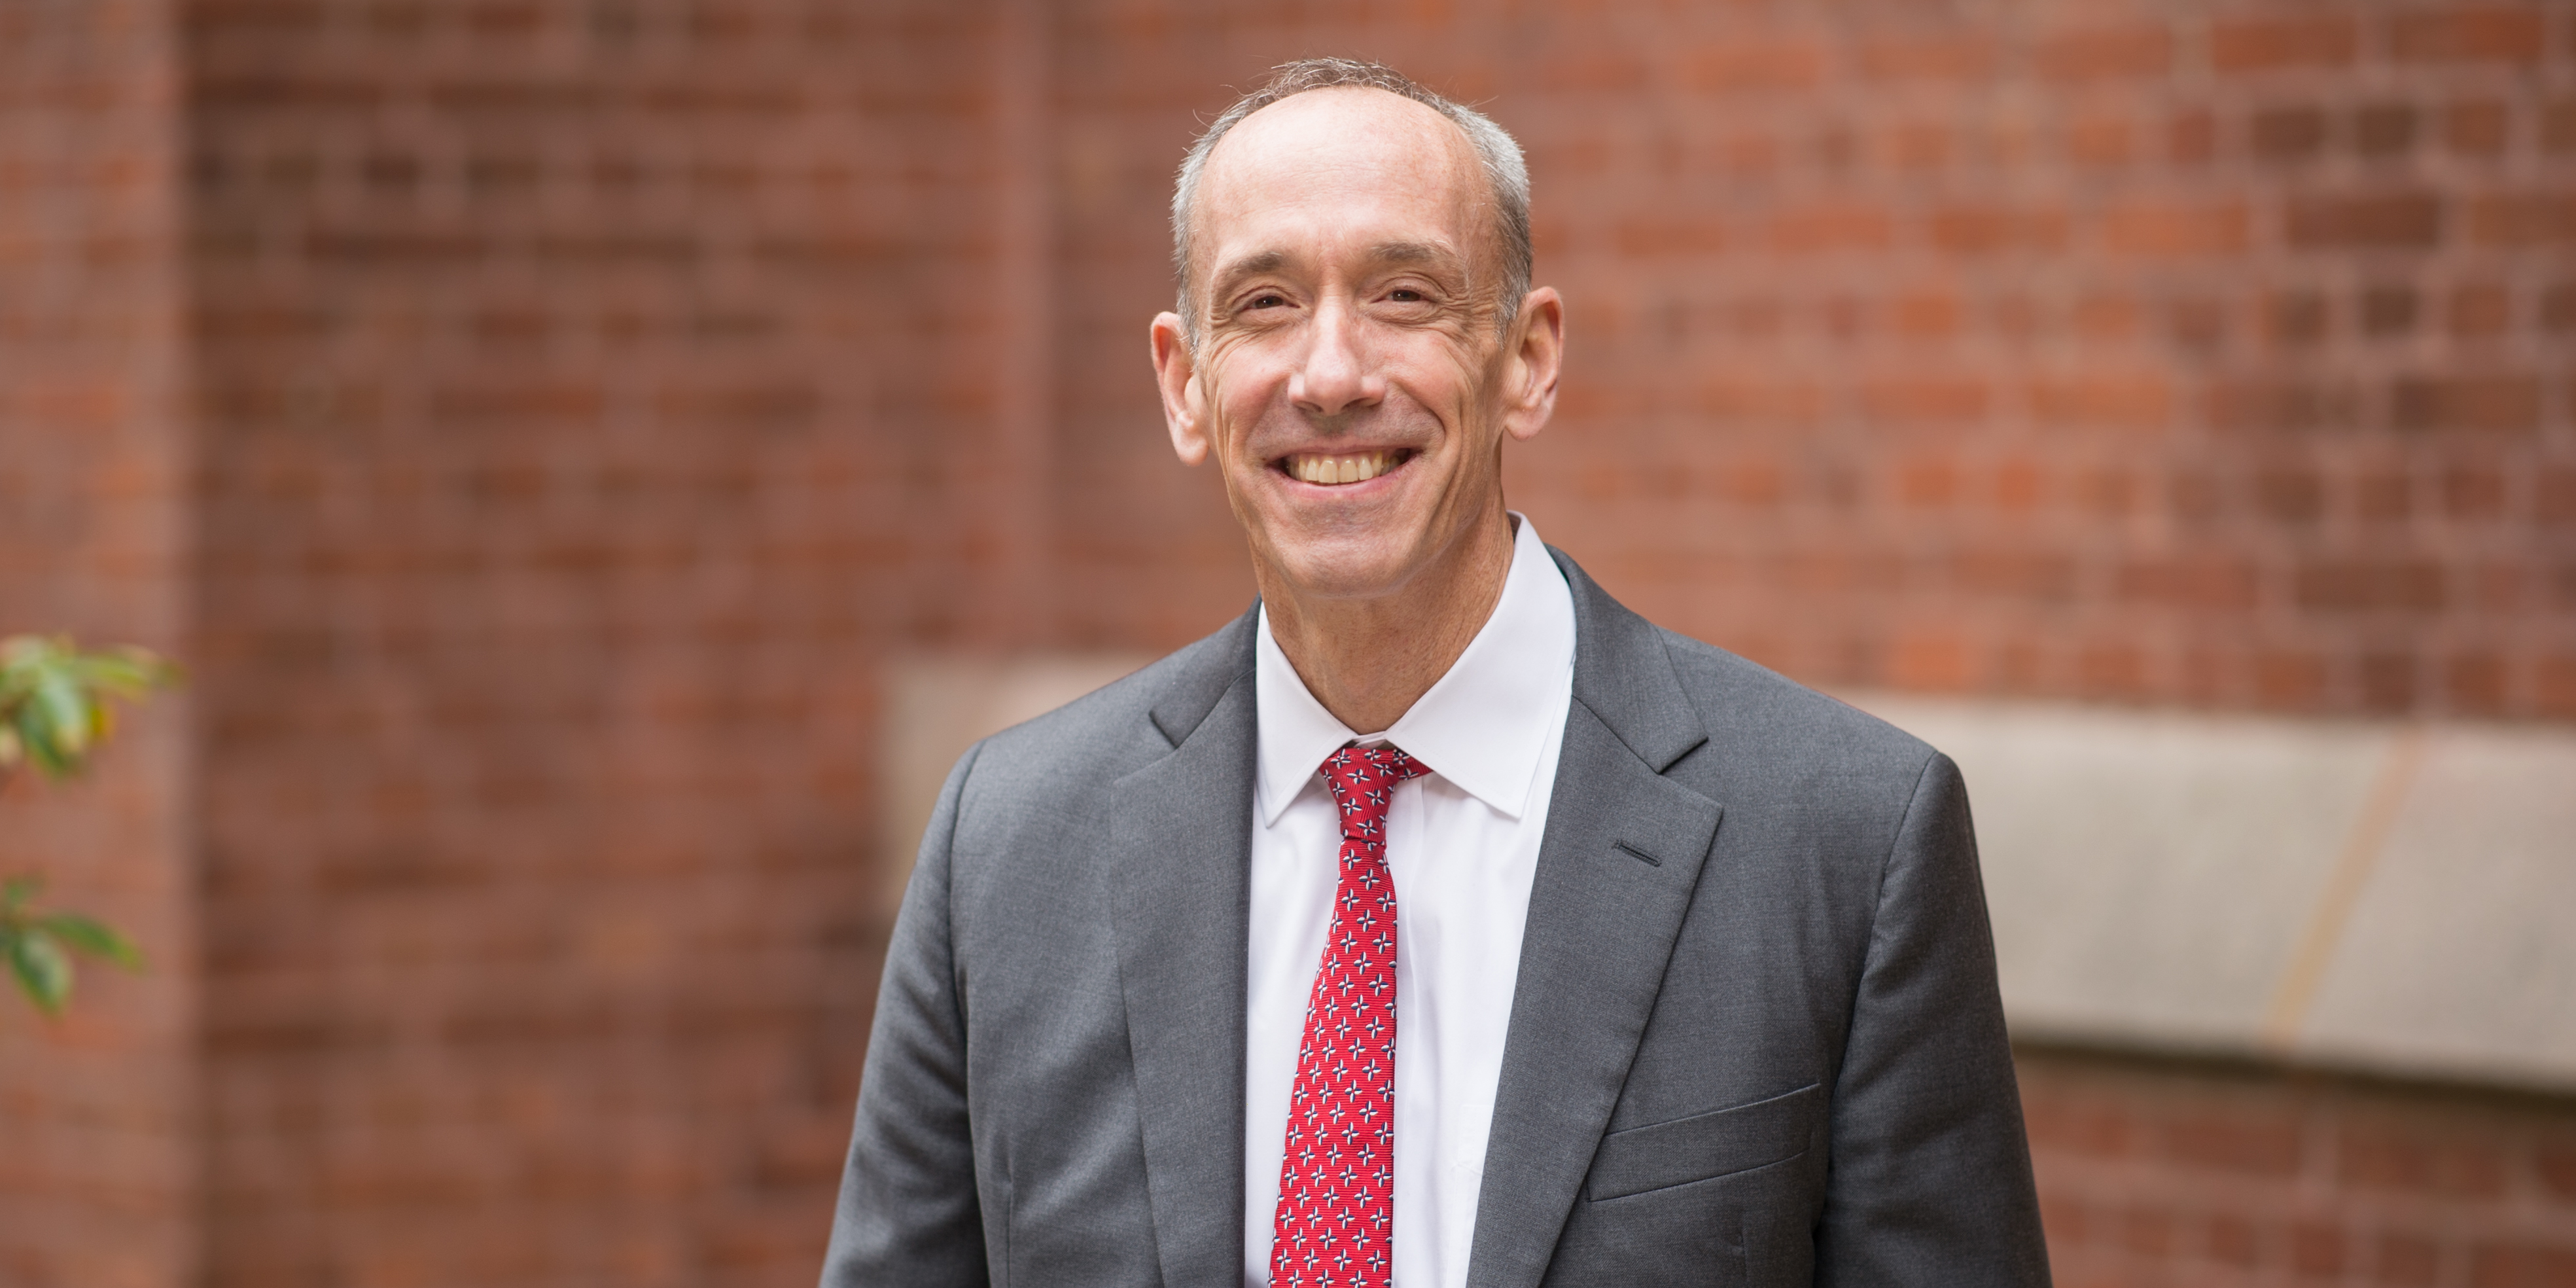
[1585,1082,1822,1201]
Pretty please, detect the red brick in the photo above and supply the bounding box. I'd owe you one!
[2468,192,2576,246]
[2446,467,2509,519]
[2349,1118,2503,1195]
[2101,200,2249,255]
[2269,291,2331,346]
[2356,103,2420,158]
[2448,99,2513,154]
[2120,556,2259,611]
[2079,642,2151,696]
[1683,39,1829,93]
[1766,202,1894,253]
[2374,1231,2443,1285]
[2390,7,2549,63]
[1889,291,1964,340]
[2446,653,2507,715]
[2296,560,2448,612]
[1955,550,2077,600]
[2259,650,2330,707]
[2207,379,2361,433]
[2471,1243,2576,1288]
[2212,16,2361,71]
[2123,1204,2178,1255]
[2257,468,2327,522]
[2291,1221,2348,1276]
[1857,35,1997,82]
[2538,471,2576,527]
[2516,1135,2576,1209]
[2286,191,2444,249]
[2208,1213,2263,1266]
[2164,1111,2304,1176]
[1888,630,1975,691]
[2029,374,2173,431]
[2167,108,2218,164]
[2390,376,2543,433]
[1860,376,1989,426]
[2543,658,2576,719]
[2064,115,2134,168]
[1929,205,2071,254]
[2450,283,2513,338]
[2037,24,2175,82]
[2543,283,2576,331]
[1615,217,1727,257]
[2253,106,2331,164]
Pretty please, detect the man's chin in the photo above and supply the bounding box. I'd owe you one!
[1258,535,1431,605]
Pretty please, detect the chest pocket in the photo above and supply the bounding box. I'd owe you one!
[1585,1082,1822,1202]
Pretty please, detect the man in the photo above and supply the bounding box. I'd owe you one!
[824,59,2049,1287]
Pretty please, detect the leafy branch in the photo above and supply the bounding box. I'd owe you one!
[0,634,180,1018]
[1,876,141,1016]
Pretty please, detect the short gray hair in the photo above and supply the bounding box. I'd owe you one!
[1171,58,1532,344]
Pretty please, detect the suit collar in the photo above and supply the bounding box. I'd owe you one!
[1468,550,1726,1288]
[1553,546,1708,772]
[1115,626,1260,1285]
[1148,603,1258,747]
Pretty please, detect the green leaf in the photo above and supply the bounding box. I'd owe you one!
[0,875,37,912]
[0,635,181,784]
[71,648,179,698]
[9,928,74,1014]
[31,670,94,762]
[37,914,141,970]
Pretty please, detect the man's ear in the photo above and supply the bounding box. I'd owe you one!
[1500,286,1564,443]
[1151,312,1209,467]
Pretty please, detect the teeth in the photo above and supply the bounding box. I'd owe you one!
[1290,451,1402,486]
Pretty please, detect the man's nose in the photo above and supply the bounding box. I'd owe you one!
[1286,300,1384,419]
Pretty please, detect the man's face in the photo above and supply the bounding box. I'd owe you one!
[1153,88,1560,605]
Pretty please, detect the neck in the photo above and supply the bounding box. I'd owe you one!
[1259,507,1517,734]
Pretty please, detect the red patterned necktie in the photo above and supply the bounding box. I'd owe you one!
[1270,744,1427,1288]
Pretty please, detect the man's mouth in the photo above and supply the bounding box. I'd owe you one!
[1280,450,1412,486]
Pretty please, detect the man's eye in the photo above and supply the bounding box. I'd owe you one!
[1248,293,1286,310]
[1389,289,1422,302]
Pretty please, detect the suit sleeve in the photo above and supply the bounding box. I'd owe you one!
[820,744,991,1288]
[1815,752,2052,1286]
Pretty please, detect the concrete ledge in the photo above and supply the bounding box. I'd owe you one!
[1854,694,2576,1096]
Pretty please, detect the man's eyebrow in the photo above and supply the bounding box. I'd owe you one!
[1367,240,1456,266]
[1210,249,1291,287]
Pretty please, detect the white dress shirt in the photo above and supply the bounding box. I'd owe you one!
[1244,513,1578,1288]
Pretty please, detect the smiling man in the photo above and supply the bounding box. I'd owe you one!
[822,60,2049,1288]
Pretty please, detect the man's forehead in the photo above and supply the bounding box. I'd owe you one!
[1193,89,1485,274]
[1197,87,1481,213]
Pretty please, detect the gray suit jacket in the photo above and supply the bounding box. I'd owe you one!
[823,550,2050,1287]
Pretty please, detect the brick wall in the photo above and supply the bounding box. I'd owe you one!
[0,3,198,1287]
[2020,1046,2576,1287]
[181,1,1013,1281]
[0,1,2569,1285]
[1038,0,2576,721]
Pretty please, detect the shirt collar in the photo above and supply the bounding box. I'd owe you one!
[1255,512,1578,827]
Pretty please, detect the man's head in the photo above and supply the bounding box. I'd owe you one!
[1151,59,1563,611]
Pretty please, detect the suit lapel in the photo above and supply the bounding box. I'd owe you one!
[1108,609,1259,1287]
[1466,552,1725,1288]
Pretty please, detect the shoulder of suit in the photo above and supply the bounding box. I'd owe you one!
[966,611,1252,783]
[1647,625,1941,779]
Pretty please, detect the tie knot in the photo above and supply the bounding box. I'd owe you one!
[1320,745,1426,839]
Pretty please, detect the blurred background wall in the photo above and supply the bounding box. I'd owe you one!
[1,0,2570,1285]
